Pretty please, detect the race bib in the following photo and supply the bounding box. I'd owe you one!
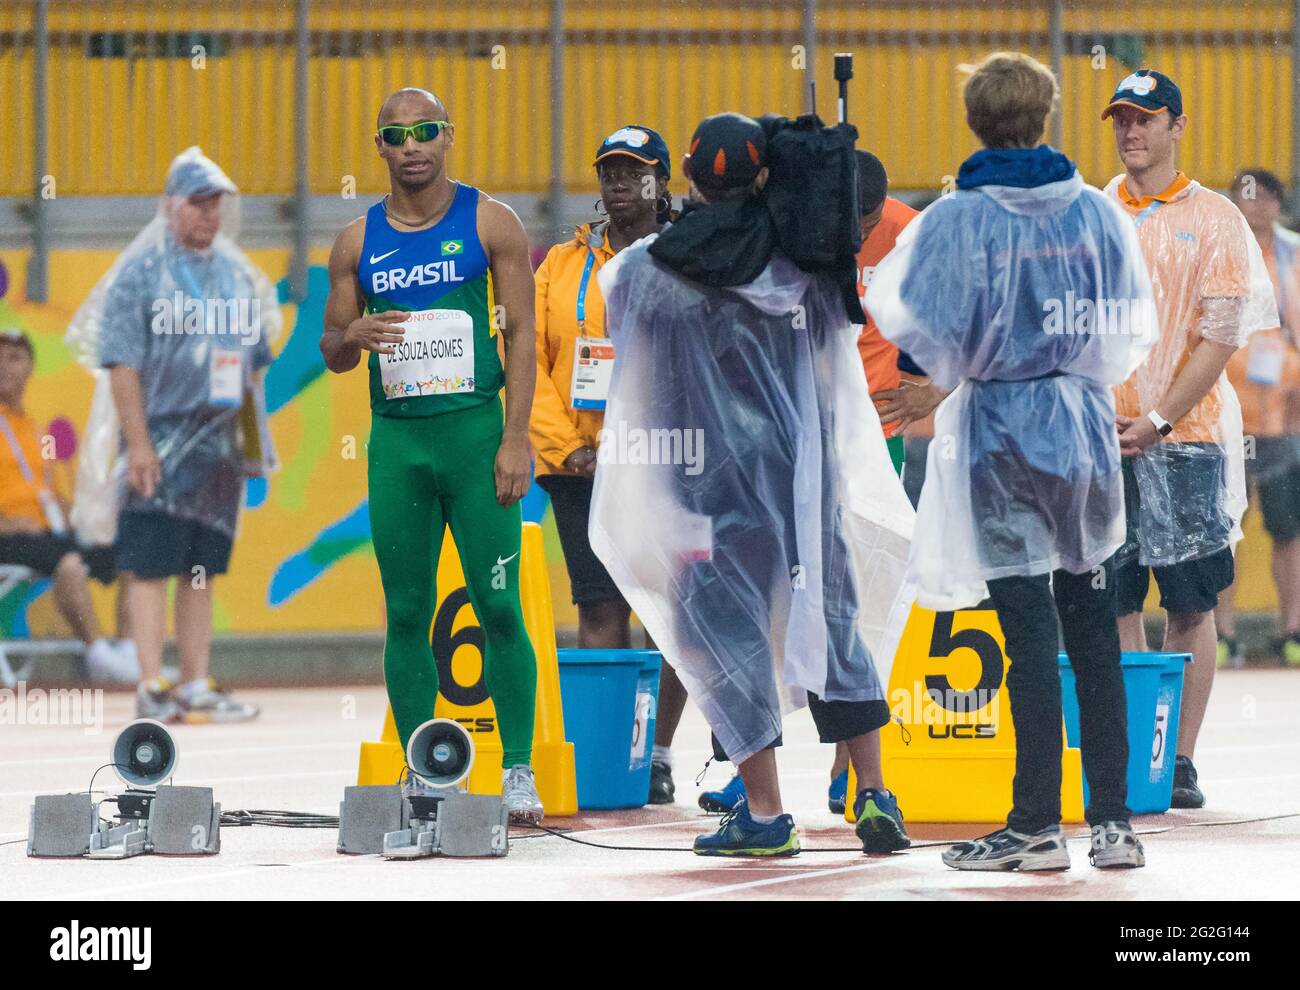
[209,348,243,407]
[1247,333,1285,387]
[571,335,615,410]
[380,309,475,400]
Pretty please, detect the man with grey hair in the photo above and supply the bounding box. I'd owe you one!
[69,147,277,723]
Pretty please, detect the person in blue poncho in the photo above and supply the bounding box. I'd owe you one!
[866,52,1158,872]
[591,113,916,858]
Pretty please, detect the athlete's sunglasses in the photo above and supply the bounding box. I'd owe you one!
[378,120,450,146]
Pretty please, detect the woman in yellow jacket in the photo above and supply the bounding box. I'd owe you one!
[531,125,685,802]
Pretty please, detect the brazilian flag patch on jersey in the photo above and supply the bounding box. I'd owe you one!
[441,239,463,256]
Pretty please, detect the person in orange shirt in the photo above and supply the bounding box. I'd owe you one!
[1217,169,1300,668]
[1104,70,1279,808]
[853,151,946,475]
[0,329,135,681]
[530,125,686,803]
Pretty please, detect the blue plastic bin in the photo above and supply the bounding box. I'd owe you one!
[557,649,662,809]
[1058,651,1189,814]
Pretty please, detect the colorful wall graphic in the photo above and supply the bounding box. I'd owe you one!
[1,243,1286,636]
[0,247,579,635]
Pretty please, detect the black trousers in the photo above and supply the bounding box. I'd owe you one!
[985,556,1131,831]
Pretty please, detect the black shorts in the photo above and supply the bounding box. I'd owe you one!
[536,473,624,607]
[1251,437,1300,542]
[1117,458,1234,614]
[116,511,232,580]
[710,694,892,762]
[0,532,116,584]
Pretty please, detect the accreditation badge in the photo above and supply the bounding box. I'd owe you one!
[571,335,615,410]
[1247,332,1285,387]
[209,347,243,408]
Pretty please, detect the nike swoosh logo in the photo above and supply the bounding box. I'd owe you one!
[495,553,519,567]
[369,248,400,264]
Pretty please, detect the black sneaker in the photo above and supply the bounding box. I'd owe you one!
[1171,755,1206,809]
[941,825,1071,871]
[648,760,675,805]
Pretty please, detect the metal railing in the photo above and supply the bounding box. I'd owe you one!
[4,0,1297,300]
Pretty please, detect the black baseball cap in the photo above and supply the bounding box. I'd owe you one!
[856,150,888,215]
[685,112,766,192]
[1101,69,1183,120]
[593,125,671,179]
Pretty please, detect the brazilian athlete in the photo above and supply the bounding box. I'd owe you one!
[322,88,542,821]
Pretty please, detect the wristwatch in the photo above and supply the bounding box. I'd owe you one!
[1147,410,1174,437]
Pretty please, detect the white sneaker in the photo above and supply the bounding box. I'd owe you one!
[502,765,544,824]
[85,639,140,683]
[942,824,1072,871]
[176,677,259,724]
[1089,820,1146,869]
[136,678,182,723]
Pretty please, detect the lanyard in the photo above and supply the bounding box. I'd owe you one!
[575,251,597,332]
[173,254,239,339]
[1132,198,1166,228]
[0,412,40,487]
[1276,229,1297,337]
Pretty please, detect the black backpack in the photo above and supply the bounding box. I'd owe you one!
[759,113,863,323]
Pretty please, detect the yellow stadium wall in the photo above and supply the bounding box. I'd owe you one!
[0,1,1293,198]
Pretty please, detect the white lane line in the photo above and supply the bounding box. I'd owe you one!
[1200,772,1300,786]
[1198,742,1300,754]
[519,818,709,839]
[659,856,917,900]
[36,855,352,901]
[0,740,360,769]
[0,768,352,800]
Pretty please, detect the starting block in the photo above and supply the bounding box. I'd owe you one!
[29,720,221,858]
[357,523,577,816]
[382,791,509,859]
[847,605,1085,824]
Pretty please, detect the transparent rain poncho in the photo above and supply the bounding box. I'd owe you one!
[865,172,1157,611]
[1103,176,1279,567]
[65,147,280,543]
[589,239,914,764]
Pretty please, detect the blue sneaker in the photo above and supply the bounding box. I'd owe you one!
[828,770,849,815]
[693,801,800,857]
[853,788,911,854]
[698,773,747,814]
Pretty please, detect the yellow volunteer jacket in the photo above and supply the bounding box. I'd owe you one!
[531,221,617,477]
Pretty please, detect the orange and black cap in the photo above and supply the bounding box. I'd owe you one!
[685,112,766,192]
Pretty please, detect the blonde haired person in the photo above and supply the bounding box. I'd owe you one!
[868,53,1158,870]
